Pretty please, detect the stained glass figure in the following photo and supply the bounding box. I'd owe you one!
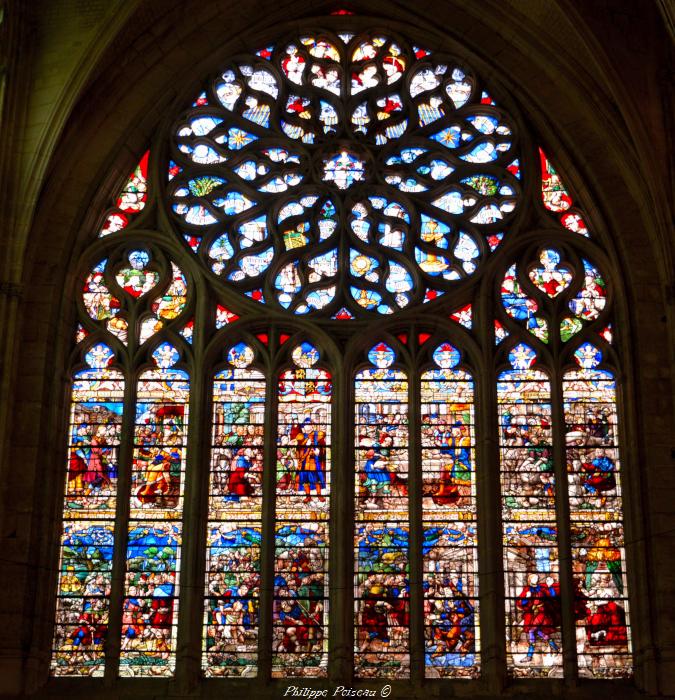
[204,343,265,676]
[560,212,589,237]
[322,151,367,189]
[216,304,239,328]
[59,18,635,687]
[422,343,479,677]
[354,342,409,679]
[99,151,149,237]
[138,263,188,344]
[76,324,90,344]
[170,33,521,318]
[560,317,584,343]
[540,149,571,213]
[273,343,331,677]
[82,260,129,345]
[539,149,590,238]
[494,319,509,345]
[498,344,562,677]
[564,344,631,677]
[83,260,122,330]
[449,303,472,329]
[501,263,548,344]
[568,260,606,321]
[119,343,188,676]
[367,341,396,368]
[51,344,123,676]
[600,325,613,344]
[115,250,157,298]
[179,319,194,344]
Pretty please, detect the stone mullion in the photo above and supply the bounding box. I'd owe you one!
[329,344,352,681]
[408,349,424,683]
[103,359,136,683]
[174,288,210,688]
[476,292,507,692]
[257,334,278,680]
[551,366,578,682]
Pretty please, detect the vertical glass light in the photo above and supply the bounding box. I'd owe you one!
[51,344,123,676]
[119,342,188,676]
[354,342,409,679]
[421,343,479,677]
[203,343,265,677]
[272,342,331,677]
[564,343,632,677]
[498,343,562,677]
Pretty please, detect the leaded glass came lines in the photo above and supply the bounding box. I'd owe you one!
[498,344,562,677]
[564,345,632,677]
[273,343,331,677]
[51,344,122,676]
[168,30,521,318]
[422,343,479,677]
[354,343,409,679]
[204,343,266,676]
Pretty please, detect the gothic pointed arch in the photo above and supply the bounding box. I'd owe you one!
[41,11,646,692]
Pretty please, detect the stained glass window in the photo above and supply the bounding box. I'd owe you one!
[204,343,265,676]
[564,344,632,677]
[274,342,331,677]
[422,343,479,677]
[354,342,409,678]
[169,31,520,318]
[52,344,122,676]
[120,343,188,676]
[499,344,562,677]
[54,17,634,687]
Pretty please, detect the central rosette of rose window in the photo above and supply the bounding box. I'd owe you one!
[168,31,521,317]
[322,149,367,190]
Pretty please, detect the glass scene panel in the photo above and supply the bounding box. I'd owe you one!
[273,342,331,677]
[564,344,632,677]
[119,344,189,677]
[354,343,409,679]
[51,344,123,676]
[203,343,266,676]
[498,344,562,677]
[421,343,479,677]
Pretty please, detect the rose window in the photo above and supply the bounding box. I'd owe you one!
[168,31,521,316]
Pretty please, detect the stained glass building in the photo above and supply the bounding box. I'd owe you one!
[0,3,672,699]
